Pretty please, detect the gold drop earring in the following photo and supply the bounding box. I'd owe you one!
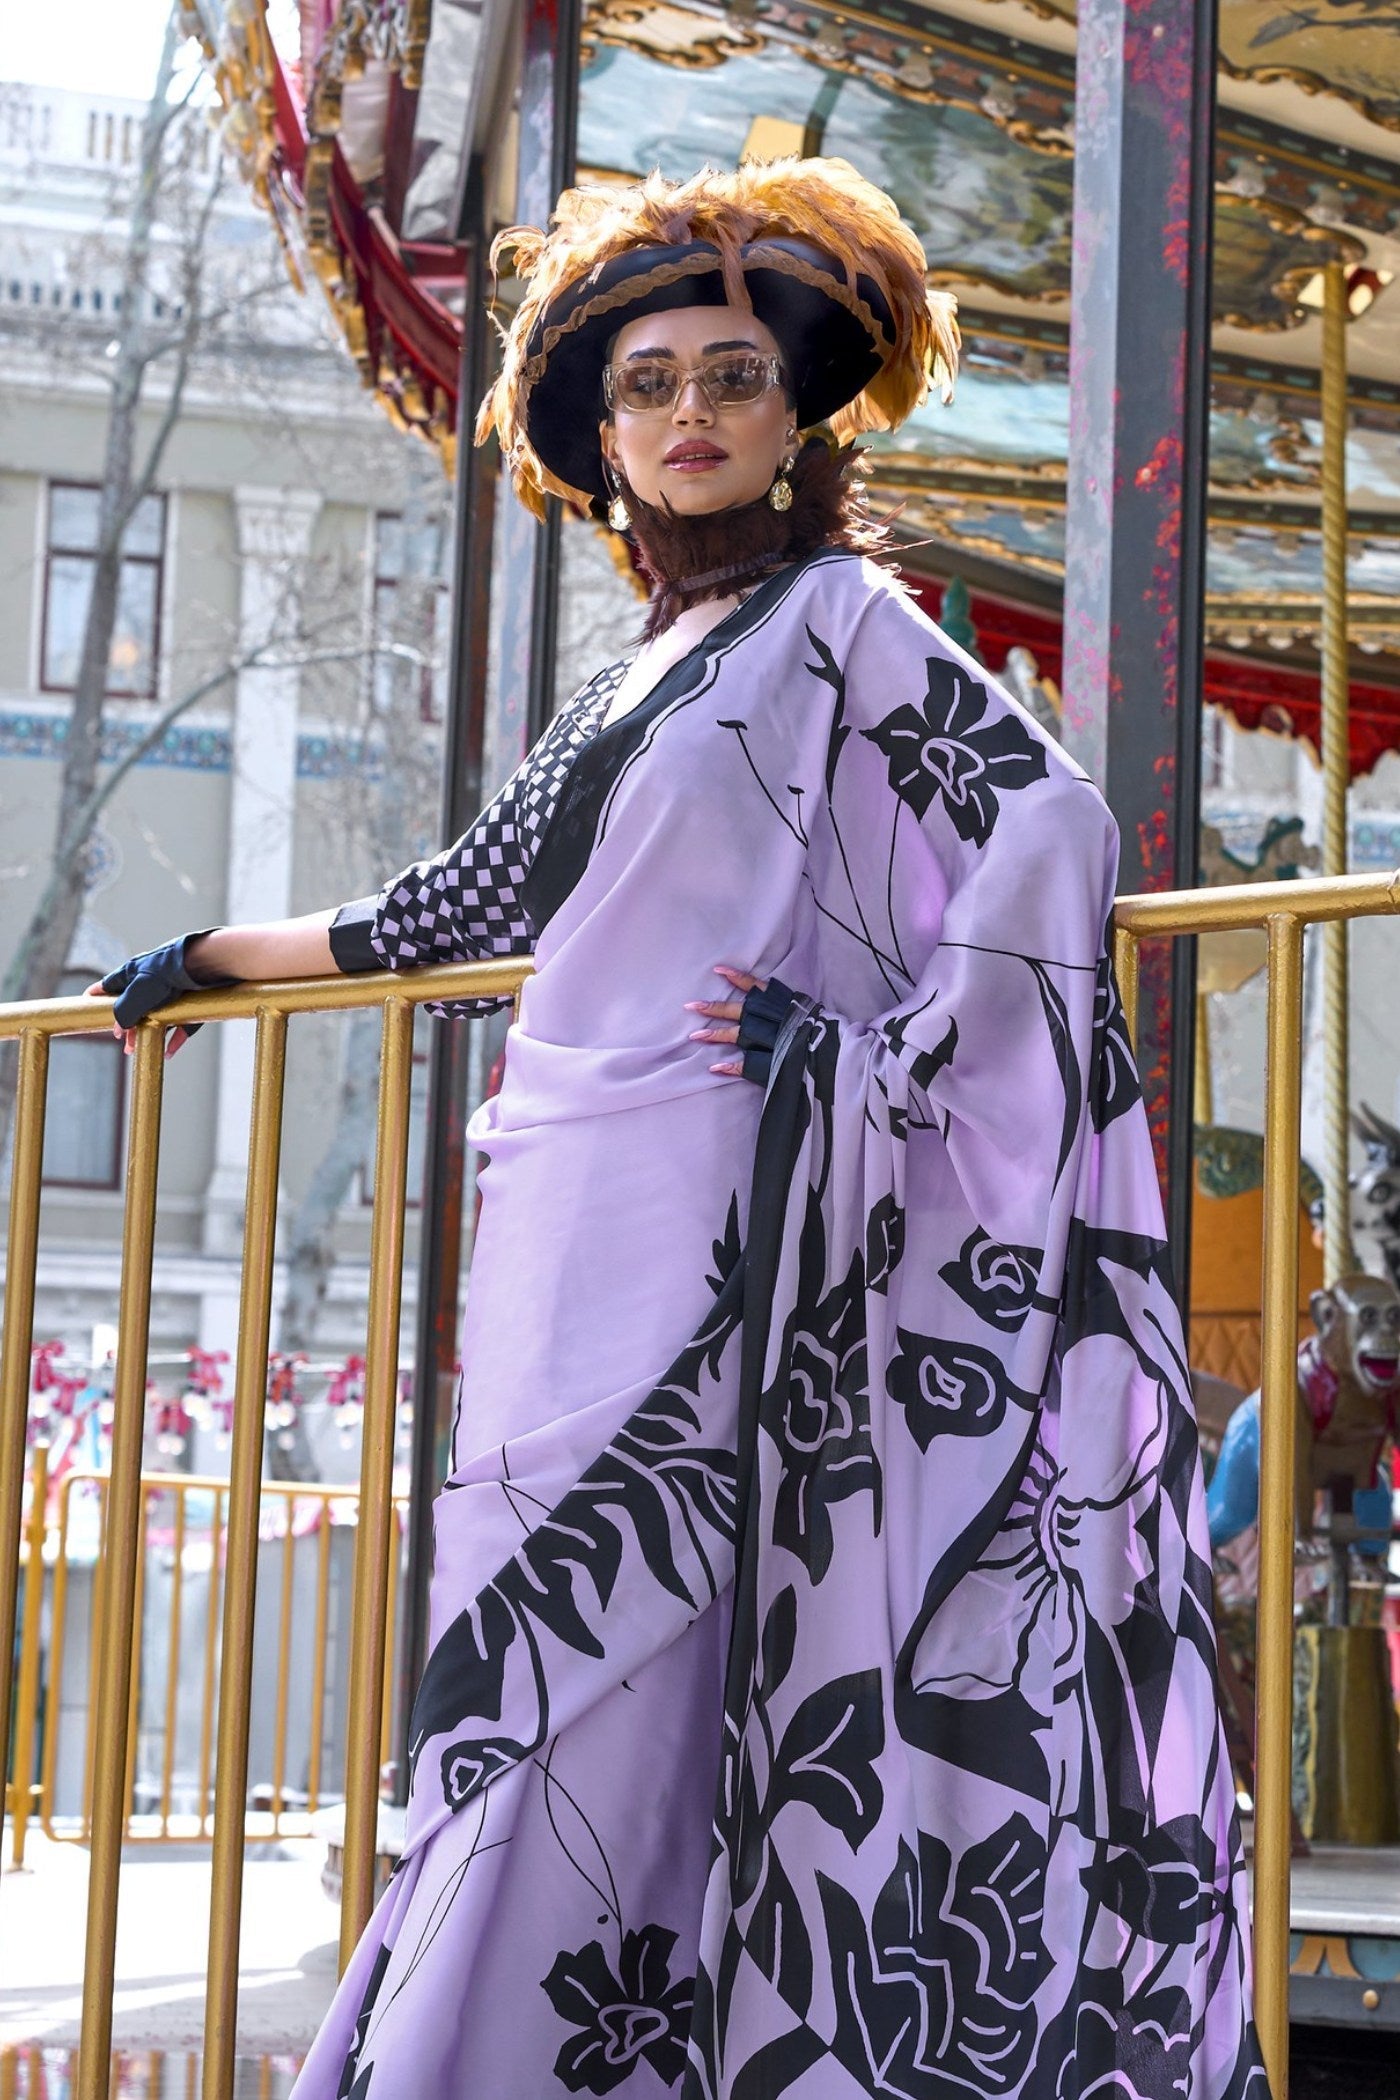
[603,459,631,533]
[768,446,797,513]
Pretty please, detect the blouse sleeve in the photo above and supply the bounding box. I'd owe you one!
[329,662,626,1016]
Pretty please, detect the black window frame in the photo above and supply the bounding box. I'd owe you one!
[40,479,168,701]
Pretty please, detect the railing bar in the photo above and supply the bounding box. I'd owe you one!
[8,1442,49,1868]
[203,1007,289,2100]
[40,1475,74,1839]
[306,1502,331,1814]
[76,1021,166,2100]
[1113,865,1400,936]
[81,1481,108,1838]
[1252,913,1304,2097]
[162,1488,187,1832]
[1111,924,1140,1057]
[0,956,534,1039]
[124,1482,150,1835]
[340,996,415,1969]
[379,1500,402,1778]
[199,1487,223,1835]
[8,882,1400,1044]
[0,1029,49,1831]
[271,1502,297,1827]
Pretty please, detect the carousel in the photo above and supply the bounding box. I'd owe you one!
[188,0,1400,2043]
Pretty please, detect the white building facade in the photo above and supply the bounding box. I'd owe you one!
[0,82,432,1381]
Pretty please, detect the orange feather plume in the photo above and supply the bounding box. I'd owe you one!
[476,157,959,518]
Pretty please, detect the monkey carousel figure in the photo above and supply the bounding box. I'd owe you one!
[1207,1274,1400,1844]
[1188,813,1400,1843]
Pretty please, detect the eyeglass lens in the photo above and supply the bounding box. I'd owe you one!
[609,353,777,412]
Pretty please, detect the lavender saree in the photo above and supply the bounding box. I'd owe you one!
[296,550,1266,2098]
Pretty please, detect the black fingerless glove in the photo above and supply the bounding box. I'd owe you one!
[736,976,800,1087]
[101,930,237,1035]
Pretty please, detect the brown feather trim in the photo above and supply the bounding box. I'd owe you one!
[624,437,892,642]
[477,158,959,519]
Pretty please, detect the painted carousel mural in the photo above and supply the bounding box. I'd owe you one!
[187,0,1400,2046]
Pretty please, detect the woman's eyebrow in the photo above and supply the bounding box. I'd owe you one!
[622,338,761,360]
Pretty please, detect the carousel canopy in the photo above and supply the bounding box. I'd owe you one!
[193,0,1400,774]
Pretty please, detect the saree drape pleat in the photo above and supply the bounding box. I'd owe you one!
[293,552,1267,2099]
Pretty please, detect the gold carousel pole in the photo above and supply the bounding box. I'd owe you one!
[1320,260,1353,1286]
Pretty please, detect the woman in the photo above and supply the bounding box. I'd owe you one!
[103,161,1266,2096]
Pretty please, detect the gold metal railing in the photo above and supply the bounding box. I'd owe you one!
[1114,863,1400,2100]
[0,2044,304,2098]
[0,959,527,2100]
[12,1469,409,1860]
[2,881,1399,2099]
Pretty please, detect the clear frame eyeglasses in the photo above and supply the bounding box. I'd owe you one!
[601,350,787,415]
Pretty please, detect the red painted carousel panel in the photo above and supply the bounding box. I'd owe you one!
[900,570,1400,782]
[325,140,464,399]
[268,36,308,180]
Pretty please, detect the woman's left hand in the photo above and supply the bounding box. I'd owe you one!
[685,964,765,1078]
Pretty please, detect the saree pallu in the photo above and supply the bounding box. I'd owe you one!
[294,552,1268,2098]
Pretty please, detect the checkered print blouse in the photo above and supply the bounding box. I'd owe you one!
[328,660,629,1016]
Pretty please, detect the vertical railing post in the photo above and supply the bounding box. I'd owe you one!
[123,1484,150,1830]
[8,1440,49,1868]
[340,996,416,1967]
[1253,912,1305,2097]
[0,1029,50,1823]
[161,1486,188,1836]
[77,1022,166,2100]
[307,1502,332,1813]
[1112,926,1141,1056]
[271,1504,297,1828]
[202,1007,288,2100]
[198,1486,223,1836]
[40,1475,75,1838]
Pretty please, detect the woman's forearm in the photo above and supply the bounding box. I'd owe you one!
[188,911,339,983]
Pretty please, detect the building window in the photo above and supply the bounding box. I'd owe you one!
[41,973,125,1190]
[373,512,448,723]
[42,482,166,698]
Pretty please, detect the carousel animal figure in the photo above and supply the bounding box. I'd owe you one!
[1351,1102,1400,1294]
[1207,1271,1399,1567]
[1198,812,1318,889]
[1207,1275,1400,1844]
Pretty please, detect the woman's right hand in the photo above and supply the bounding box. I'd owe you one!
[87,931,234,1058]
[85,910,341,1056]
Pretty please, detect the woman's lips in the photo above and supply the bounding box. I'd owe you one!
[665,446,727,471]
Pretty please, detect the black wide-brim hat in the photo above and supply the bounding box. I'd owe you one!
[519,238,897,505]
[478,159,959,517]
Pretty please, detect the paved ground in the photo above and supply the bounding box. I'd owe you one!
[0,1832,337,2066]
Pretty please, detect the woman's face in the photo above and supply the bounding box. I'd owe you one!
[598,305,796,516]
